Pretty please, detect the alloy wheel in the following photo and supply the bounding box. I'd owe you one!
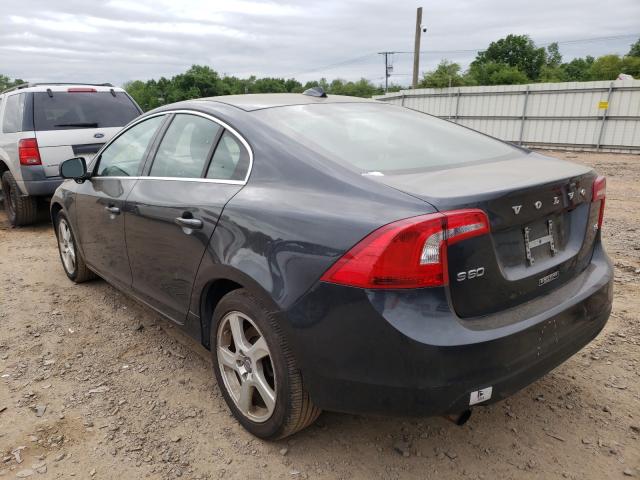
[216,311,276,423]
[58,219,76,274]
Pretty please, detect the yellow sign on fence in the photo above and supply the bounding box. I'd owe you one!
[598,101,609,110]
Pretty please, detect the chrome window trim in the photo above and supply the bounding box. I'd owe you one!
[89,109,254,185]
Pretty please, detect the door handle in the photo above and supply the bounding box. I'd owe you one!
[105,205,120,215]
[174,217,203,230]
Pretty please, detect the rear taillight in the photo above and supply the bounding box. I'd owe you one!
[320,209,490,289]
[18,138,42,166]
[67,87,97,93]
[592,176,606,229]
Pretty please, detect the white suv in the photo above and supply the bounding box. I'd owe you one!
[0,83,142,226]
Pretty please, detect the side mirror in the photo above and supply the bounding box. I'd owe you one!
[60,157,88,182]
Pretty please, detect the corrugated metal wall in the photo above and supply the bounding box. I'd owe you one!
[374,80,640,153]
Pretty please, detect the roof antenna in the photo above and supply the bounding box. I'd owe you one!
[302,86,327,98]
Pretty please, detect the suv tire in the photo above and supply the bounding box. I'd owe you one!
[211,289,321,439]
[1,171,38,226]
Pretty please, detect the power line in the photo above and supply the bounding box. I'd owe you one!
[392,33,640,55]
[284,32,639,79]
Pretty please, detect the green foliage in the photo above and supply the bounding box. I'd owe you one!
[546,42,562,68]
[472,34,547,80]
[418,60,465,88]
[0,75,26,91]
[560,56,594,81]
[629,38,640,57]
[122,67,384,111]
[465,61,530,85]
[589,54,624,80]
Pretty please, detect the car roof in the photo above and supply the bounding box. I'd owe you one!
[1,83,124,95]
[199,93,377,112]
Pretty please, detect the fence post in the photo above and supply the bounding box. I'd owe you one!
[596,81,614,150]
[454,88,461,123]
[519,85,530,145]
[401,91,406,107]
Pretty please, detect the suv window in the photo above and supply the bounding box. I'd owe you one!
[206,131,250,181]
[33,92,140,131]
[2,94,25,134]
[96,116,164,177]
[150,114,220,178]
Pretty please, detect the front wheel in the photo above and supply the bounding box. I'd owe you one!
[211,289,320,439]
[55,212,95,283]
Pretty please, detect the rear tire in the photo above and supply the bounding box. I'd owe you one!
[54,211,95,283]
[211,289,321,439]
[1,171,38,226]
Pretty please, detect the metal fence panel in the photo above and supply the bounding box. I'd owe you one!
[374,79,640,153]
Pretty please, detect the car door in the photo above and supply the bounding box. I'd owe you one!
[125,112,251,322]
[75,114,166,288]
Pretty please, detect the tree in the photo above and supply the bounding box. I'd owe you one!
[0,75,26,91]
[418,60,465,88]
[589,55,624,80]
[629,38,640,57]
[561,56,594,82]
[546,42,562,68]
[465,61,529,85]
[472,34,546,80]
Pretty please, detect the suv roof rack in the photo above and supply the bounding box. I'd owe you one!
[1,82,115,95]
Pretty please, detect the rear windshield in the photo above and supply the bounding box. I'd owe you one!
[33,92,140,131]
[254,103,517,173]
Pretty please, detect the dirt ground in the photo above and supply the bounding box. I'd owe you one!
[0,150,638,480]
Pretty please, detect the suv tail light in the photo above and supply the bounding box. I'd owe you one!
[67,87,97,93]
[18,138,42,166]
[320,209,490,289]
[592,175,606,229]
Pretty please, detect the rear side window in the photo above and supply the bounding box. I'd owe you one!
[2,93,25,133]
[206,131,250,181]
[33,92,140,131]
[150,114,220,178]
[96,116,164,177]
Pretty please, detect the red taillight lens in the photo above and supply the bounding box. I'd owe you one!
[67,87,97,93]
[592,175,606,229]
[18,138,42,166]
[320,209,490,289]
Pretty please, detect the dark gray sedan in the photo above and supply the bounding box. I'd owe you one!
[51,91,612,439]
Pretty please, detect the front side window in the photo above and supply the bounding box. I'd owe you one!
[2,94,24,134]
[95,116,164,177]
[206,131,250,181]
[149,114,220,178]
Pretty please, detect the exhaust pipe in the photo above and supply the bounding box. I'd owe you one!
[443,409,472,426]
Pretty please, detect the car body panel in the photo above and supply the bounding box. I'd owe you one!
[36,127,121,177]
[50,94,613,419]
[125,178,244,322]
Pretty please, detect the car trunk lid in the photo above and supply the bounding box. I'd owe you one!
[368,152,602,317]
[35,127,121,177]
[31,89,141,177]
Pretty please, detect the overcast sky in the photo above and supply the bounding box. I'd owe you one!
[1,0,639,87]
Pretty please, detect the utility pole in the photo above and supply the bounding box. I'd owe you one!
[378,51,397,93]
[412,7,423,89]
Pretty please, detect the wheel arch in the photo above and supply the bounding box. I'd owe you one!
[50,201,63,228]
[0,159,9,177]
[196,266,283,351]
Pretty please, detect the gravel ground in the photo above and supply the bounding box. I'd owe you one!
[0,151,638,480]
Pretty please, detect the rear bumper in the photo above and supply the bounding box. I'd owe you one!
[17,165,62,196]
[286,244,613,416]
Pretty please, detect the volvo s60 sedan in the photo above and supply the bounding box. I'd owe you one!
[51,89,613,439]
